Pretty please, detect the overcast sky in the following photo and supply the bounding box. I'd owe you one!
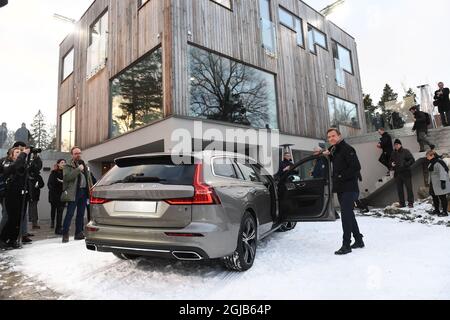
[0,0,449,131]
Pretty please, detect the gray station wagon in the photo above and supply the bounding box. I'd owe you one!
[85,151,335,271]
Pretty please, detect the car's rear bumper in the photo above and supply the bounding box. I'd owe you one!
[85,221,239,260]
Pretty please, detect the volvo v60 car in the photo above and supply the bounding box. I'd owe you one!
[86,151,335,271]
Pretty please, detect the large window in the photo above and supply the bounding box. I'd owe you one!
[211,0,232,9]
[308,25,327,53]
[87,11,108,79]
[328,95,359,128]
[278,7,304,47]
[62,48,74,82]
[60,107,76,152]
[188,46,279,130]
[111,48,163,138]
[259,0,277,56]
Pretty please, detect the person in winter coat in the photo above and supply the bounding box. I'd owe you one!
[426,151,450,217]
[410,106,435,152]
[276,152,294,178]
[377,128,394,174]
[433,82,450,127]
[0,147,30,250]
[61,147,94,243]
[390,139,416,208]
[323,128,364,255]
[48,159,66,234]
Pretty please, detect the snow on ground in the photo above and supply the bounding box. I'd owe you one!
[2,216,450,300]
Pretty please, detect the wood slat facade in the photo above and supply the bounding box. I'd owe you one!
[57,0,365,151]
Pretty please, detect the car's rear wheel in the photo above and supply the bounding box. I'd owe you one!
[276,222,297,232]
[223,212,257,272]
[113,252,140,260]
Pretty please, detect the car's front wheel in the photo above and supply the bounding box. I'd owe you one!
[113,252,140,260]
[276,222,297,232]
[223,212,257,272]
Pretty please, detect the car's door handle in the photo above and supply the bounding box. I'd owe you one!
[298,183,307,188]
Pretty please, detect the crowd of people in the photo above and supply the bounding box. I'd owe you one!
[0,141,94,250]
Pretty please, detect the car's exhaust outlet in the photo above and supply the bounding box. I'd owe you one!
[86,243,97,251]
[172,251,203,261]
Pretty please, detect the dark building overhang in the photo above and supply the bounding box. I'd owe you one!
[0,0,8,8]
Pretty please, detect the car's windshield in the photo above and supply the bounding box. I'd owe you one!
[97,158,196,187]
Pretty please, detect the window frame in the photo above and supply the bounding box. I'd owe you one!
[331,39,354,75]
[89,9,109,47]
[61,48,74,83]
[327,94,360,129]
[307,24,328,54]
[138,0,150,10]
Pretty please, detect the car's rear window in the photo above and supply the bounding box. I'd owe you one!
[97,156,196,187]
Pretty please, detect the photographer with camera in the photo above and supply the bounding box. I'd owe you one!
[61,147,93,243]
[27,156,44,231]
[0,148,13,236]
[0,146,30,250]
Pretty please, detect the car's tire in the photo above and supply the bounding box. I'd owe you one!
[276,222,297,232]
[223,212,257,272]
[113,252,140,260]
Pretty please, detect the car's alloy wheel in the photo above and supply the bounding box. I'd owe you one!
[277,222,297,232]
[113,252,140,260]
[223,212,257,272]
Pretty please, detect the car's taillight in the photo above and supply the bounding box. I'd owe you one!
[165,164,221,205]
[90,196,111,205]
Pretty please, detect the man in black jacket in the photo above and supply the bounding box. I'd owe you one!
[324,128,364,255]
[377,128,393,174]
[434,82,450,127]
[410,106,435,152]
[390,139,415,208]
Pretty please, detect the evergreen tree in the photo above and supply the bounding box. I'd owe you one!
[378,84,399,108]
[403,88,417,104]
[31,110,50,149]
[47,124,57,151]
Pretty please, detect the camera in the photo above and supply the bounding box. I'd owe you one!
[29,146,42,154]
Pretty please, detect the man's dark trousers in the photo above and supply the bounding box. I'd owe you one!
[337,192,362,247]
[440,110,450,127]
[395,172,414,205]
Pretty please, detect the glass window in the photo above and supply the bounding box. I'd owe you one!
[308,25,327,53]
[335,42,353,74]
[211,0,232,9]
[62,49,74,81]
[188,46,279,129]
[60,107,76,152]
[87,11,108,79]
[111,48,163,138]
[328,95,359,128]
[278,7,304,47]
[287,158,326,182]
[213,158,238,179]
[279,7,294,29]
[237,162,260,182]
[259,0,277,55]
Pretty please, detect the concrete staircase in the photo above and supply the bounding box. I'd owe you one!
[428,127,450,153]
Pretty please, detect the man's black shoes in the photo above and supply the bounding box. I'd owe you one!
[351,240,365,249]
[335,245,352,255]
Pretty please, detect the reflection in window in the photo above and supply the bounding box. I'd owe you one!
[87,11,108,79]
[189,46,278,129]
[62,49,74,81]
[278,7,304,47]
[111,48,163,138]
[259,0,277,55]
[308,25,327,53]
[328,95,359,128]
[60,107,76,152]
[332,41,353,74]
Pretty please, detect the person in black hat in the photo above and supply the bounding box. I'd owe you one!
[390,139,415,208]
[410,106,435,152]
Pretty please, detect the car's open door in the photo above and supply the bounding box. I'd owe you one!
[278,155,335,222]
